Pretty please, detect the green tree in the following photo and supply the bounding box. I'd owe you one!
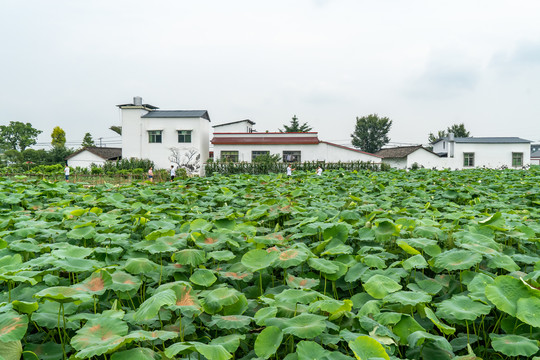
[351,114,392,153]
[51,126,66,148]
[279,115,312,132]
[81,132,95,147]
[109,126,122,135]
[0,121,42,151]
[428,123,470,143]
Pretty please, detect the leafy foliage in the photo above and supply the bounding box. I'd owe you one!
[279,115,313,132]
[50,126,66,148]
[81,132,95,148]
[351,114,392,153]
[0,121,42,151]
[428,123,471,143]
[0,167,539,359]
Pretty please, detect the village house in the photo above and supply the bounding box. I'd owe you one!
[66,147,121,169]
[375,145,441,169]
[116,97,210,175]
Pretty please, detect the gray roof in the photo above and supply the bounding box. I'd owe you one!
[376,145,436,158]
[434,137,530,144]
[66,147,122,161]
[142,110,210,121]
[213,119,255,128]
[531,150,540,158]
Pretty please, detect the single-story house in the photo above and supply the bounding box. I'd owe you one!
[211,132,382,163]
[531,150,540,165]
[66,147,122,169]
[431,136,531,169]
[213,119,255,133]
[375,145,441,169]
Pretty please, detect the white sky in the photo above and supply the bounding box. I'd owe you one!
[1,0,540,148]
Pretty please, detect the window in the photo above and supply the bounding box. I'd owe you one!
[512,152,523,167]
[252,151,269,161]
[177,130,192,143]
[463,152,474,167]
[221,151,239,162]
[283,151,301,163]
[148,130,162,143]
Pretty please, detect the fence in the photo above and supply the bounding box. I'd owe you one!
[0,172,168,185]
[204,160,390,176]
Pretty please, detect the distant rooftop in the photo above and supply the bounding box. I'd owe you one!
[433,137,531,144]
[375,145,431,158]
[213,119,255,128]
[142,110,210,121]
[66,147,122,161]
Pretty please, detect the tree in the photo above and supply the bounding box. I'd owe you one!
[169,147,201,175]
[109,126,122,135]
[351,114,392,153]
[279,115,312,133]
[0,121,42,151]
[51,126,66,148]
[428,123,470,143]
[81,133,95,148]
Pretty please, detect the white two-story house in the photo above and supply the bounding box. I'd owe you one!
[117,97,210,175]
[432,135,531,169]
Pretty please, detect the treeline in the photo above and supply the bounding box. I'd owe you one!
[205,160,390,176]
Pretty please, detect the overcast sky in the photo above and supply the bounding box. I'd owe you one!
[1,0,540,149]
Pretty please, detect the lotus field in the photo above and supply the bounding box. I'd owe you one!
[0,168,539,360]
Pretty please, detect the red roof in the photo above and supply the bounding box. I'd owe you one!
[212,134,319,145]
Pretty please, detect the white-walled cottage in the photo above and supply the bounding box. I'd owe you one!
[375,146,441,169]
[211,132,381,163]
[432,136,531,169]
[213,119,255,133]
[66,147,121,169]
[117,97,210,175]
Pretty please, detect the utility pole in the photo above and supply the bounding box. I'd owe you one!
[99,137,103,147]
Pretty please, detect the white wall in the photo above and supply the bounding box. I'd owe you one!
[213,122,253,133]
[67,151,107,169]
[381,158,407,169]
[213,142,381,163]
[447,143,530,169]
[407,149,444,169]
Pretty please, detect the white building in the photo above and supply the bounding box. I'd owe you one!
[66,147,121,169]
[432,136,531,169]
[211,131,381,163]
[117,97,210,174]
[213,119,255,133]
[376,146,441,169]
[531,150,540,165]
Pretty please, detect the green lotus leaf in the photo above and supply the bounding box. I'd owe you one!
[201,288,241,314]
[286,274,320,289]
[436,295,491,321]
[210,334,245,353]
[72,270,113,295]
[254,307,278,326]
[193,343,232,360]
[275,248,309,268]
[51,243,93,259]
[433,249,482,271]
[0,274,37,286]
[396,239,421,255]
[34,286,90,303]
[0,311,28,342]
[189,269,217,287]
[516,296,540,328]
[410,278,443,295]
[190,218,212,232]
[21,342,64,360]
[323,261,348,281]
[241,249,278,272]
[209,314,252,329]
[344,262,368,283]
[163,342,195,357]
[487,254,520,272]
[373,219,399,240]
[110,270,142,292]
[71,317,129,358]
[296,340,330,360]
[144,229,175,241]
[393,315,425,345]
[407,331,453,354]
[11,300,38,314]
[363,274,402,299]
[124,330,179,342]
[173,249,207,266]
[402,254,428,271]
[424,307,455,335]
[110,348,159,360]
[383,291,431,306]
[348,336,390,360]
[208,250,236,261]
[467,273,494,302]
[133,289,176,321]
[52,257,100,273]
[265,314,326,339]
[195,232,229,249]
[275,289,321,304]
[490,334,539,357]
[124,258,159,275]
[255,326,283,359]
[485,275,531,317]
[135,237,179,254]
[0,341,22,360]
[307,257,339,274]
[66,226,96,240]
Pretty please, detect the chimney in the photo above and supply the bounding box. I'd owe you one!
[133,96,142,106]
[448,132,455,158]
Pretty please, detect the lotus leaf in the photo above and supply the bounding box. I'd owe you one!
[0,311,28,342]
[133,289,176,321]
[307,257,339,274]
[210,314,252,329]
[348,336,390,360]
[436,295,491,321]
[286,274,320,289]
[210,334,245,353]
[71,316,129,358]
[265,313,327,339]
[241,249,278,272]
[485,275,531,317]
[363,274,402,299]
[124,258,159,274]
[275,248,309,268]
[383,291,431,306]
[255,326,283,359]
[402,254,428,271]
[173,249,207,266]
[424,307,456,335]
[433,249,482,271]
[190,269,217,287]
[110,348,159,360]
[296,340,330,360]
[489,334,539,357]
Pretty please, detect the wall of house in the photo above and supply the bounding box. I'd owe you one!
[407,150,444,169]
[213,122,252,133]
[213,143,380,163]
[439,143,531,169]
[67,151,107,169]
[381,158,407,169]
[121,111,209,174]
